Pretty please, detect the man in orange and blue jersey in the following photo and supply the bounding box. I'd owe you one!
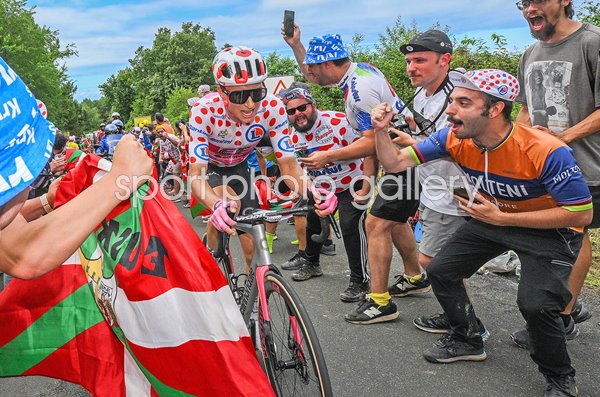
[369,68,592,397]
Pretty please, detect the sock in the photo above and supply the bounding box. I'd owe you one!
[406,273,423,284]
[265,232,275,254]
[368,292,390,307]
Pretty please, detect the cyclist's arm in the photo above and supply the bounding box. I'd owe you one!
[278,156,308,196]
[0,135,152,279]
[189,163,221,210]
[256,151,268,176]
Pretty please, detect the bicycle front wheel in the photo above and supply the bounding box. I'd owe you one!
[259,271,332,397]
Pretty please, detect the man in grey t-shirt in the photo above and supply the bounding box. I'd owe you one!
[515,1,599,394]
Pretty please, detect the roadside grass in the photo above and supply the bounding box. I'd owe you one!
[587,229,600,288]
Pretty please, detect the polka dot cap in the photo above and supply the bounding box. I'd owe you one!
[449,69,520,102]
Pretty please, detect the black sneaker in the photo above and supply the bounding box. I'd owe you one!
[544,375,578,397]
[571,300,592,324]
[414,313,451,334]
[423,334,487,363]
[344,296,399,324]
[388,273,431,297]
[339,281,369,302]
[510,317,579,350]
[281,252,310,271]
[320,242,336,256]
[291,263,323,281]
[414,313,490,341]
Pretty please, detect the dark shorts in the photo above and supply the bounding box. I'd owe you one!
[370,168,420,223]
[207,160,258,213]
[588,185,600,230]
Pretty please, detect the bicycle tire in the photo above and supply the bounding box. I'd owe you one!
[259,271,332,397]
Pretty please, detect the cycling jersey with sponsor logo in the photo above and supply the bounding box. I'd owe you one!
[337,62,405,134]
[188,94,295,167]
[408,123,592,215]
[293,110,363,192]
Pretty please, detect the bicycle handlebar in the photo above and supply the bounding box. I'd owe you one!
[212,191,340,257]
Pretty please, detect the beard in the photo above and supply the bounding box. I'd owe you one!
[530,20,557,41]
[291,111,317,132]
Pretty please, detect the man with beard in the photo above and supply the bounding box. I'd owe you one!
[514,0,600,352]
[280,85,369,302]
[371,68,591,397]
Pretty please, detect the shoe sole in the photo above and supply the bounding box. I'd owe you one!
[345,311,399,325]
[320,251,336,256]
[414,321,450,334]
[424,351,487,363]
[390,285,432,297]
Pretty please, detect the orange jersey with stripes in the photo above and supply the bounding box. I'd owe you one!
[408,123,592,215]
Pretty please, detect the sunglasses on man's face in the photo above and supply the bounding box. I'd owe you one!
[221,86,268,105]
[515,0,548,10]
[286,103,311,115]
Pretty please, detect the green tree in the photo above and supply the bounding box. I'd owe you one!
[578,0,600,26]
[104,22,217,120]
[0,0,79,131]
[165,86,195,124]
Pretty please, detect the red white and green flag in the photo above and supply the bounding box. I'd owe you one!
[0,154,274,396]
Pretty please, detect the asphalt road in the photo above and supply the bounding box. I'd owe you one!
[2,203,600,397]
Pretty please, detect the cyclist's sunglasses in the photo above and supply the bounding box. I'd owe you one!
[220,85,268,105]
[286,103,311,115]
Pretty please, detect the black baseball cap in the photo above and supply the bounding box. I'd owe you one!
[400,29,453,55]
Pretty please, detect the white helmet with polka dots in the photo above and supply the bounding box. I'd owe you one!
[212,46,267,87]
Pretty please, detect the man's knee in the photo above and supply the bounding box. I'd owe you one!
[366,214,394,234]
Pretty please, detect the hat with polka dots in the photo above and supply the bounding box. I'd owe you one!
[449,69,520,102]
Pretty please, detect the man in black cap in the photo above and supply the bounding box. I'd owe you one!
[346,29,462,324]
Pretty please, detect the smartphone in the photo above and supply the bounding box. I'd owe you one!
[283,10,295,37]
[453,186,471,200]
[454,186,481,203]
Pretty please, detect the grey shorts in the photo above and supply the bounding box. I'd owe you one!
[419,204,469,258]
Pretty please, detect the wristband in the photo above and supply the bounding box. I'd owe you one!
[40,193,53,214]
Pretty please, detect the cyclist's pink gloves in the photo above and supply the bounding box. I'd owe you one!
[311,186,337,216]
[210,200,238,232]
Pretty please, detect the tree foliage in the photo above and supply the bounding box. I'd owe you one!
[101,22,217,125]
[165,86,195,124]
[0,0,79,131]
[578,0,600,26]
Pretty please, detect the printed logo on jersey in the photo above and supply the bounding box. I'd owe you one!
[315,125,334,144]
[277,136,295,153]
[193,145,209,161]
[245,124,265,143]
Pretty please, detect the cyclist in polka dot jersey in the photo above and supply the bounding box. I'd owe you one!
[188,46,334,270]
[189,94,295,168]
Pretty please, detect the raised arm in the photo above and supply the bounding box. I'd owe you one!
[281,24,313,84]
[0,135,153,279]
[371,103,418,173]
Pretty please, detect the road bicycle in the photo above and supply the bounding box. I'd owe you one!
[206,199,338,396]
